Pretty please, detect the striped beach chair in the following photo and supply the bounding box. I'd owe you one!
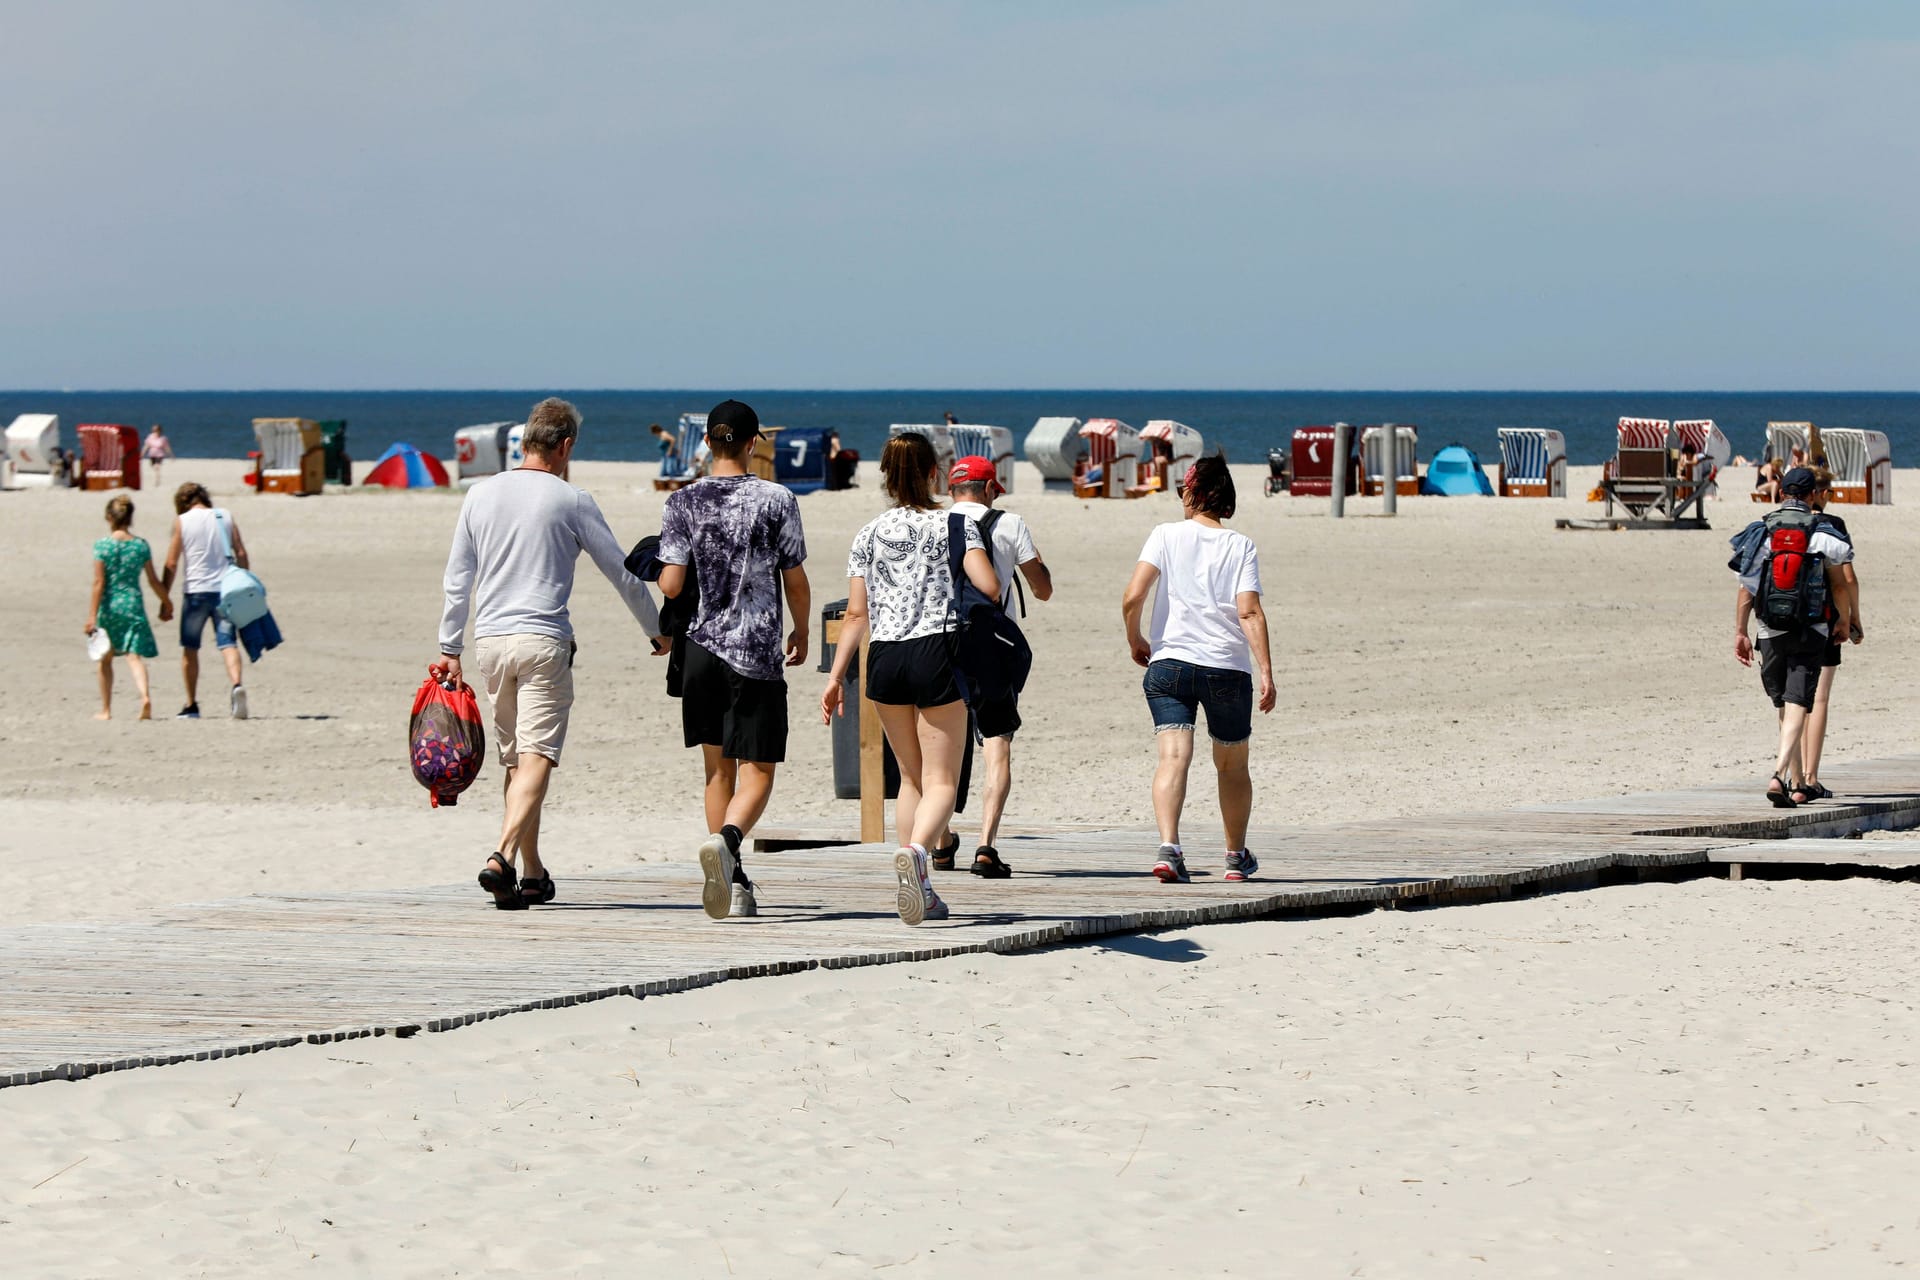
[1496,428,1566,497]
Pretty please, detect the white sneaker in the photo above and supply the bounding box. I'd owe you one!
[730,882,758,917]
[698,833,736,921]
[229,685,248,720]
[893,847,948,926]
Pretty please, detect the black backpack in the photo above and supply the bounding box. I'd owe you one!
[945,512,1032,706]
[973,509,1028,618]
[1755,507,1830,648]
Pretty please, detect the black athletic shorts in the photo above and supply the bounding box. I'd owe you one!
[866,635,963,708]
[1758,638,1820,711]
[681,637,788,763]
[972,692,1020,741]
[1822,639,1843,669]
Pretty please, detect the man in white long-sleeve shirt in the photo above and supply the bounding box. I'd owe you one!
[431,397,662,909]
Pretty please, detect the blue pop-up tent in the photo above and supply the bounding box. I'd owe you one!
[1419,444,1495,496]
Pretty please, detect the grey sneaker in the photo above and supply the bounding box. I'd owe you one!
[1224,848,1259,882]
[1152,844,1190,884]
[698,833,736,921]
[730,882,758,917]
[894,848,948,925]
[229,684,248,720]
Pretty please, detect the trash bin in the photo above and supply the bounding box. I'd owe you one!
[820,598,971,807]
[318,419,352,485]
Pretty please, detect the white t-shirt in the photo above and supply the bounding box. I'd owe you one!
[178,506,234,594]
[1137,520,1262,674]
[847,506,985,642]
[949,500,1038,611]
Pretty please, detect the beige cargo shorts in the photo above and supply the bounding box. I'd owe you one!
[474,634,575,768]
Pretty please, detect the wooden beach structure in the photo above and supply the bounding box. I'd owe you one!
[251,418,325,495]
[4,756,1919,1089]
[77,423,140,490]
[1024,416,1088,492]
[1139,420,1204,493]
[946,422,1018,494]
[1496,427,1567,497]
[1823,428,1893,505]
[1359,424,1419,497]
[452,421,514,484]
[1074,419,1146,499]
[652,413,704,491]
[4,413,63,488]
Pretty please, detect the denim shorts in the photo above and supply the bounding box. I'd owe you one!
[179,590,237,651]
[1143,658,1253,744]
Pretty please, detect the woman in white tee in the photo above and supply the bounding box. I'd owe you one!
[821,432,999,925]
[1120,454,1275,886]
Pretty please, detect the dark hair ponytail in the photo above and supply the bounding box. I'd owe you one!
[1183,451,1236,520]
[880,432,938,510]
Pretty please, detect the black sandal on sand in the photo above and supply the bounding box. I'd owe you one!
[478,853,527,910]
[931,833,961,872]
[1806,781,1833,800]
[970,847,1012,879]
[1766,774,1797,809]
[1790,782,1817,806]
[519,873,556,905]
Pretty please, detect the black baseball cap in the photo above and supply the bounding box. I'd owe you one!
[707,399,760,445]
[1780,466,1818,497]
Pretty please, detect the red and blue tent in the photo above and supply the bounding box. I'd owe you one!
[364,442,451,488]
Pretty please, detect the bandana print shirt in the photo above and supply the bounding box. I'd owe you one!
[659,475,807,680]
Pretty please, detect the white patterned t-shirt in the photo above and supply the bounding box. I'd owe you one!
[847,507,985,642]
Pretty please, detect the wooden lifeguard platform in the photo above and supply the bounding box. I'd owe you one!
[4,756,1919,1089]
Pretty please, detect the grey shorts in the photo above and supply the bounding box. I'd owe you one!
[1759,638,1819,711]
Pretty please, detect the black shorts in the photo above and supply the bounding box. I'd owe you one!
[681,638,788,763]
[1822,640,1843,669]
[972,692,1020,741]
[1758,638,1819,711]
[866,635,963,708]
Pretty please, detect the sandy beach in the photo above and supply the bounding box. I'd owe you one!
[5,458,1919,1274]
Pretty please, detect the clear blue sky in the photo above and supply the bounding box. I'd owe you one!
[5,2,1916,389]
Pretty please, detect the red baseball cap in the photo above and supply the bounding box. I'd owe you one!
[949,455,1003,494]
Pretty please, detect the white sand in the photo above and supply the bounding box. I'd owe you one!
[4,457,1919,1273]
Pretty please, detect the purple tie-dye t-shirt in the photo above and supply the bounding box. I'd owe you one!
[658,475,807,680]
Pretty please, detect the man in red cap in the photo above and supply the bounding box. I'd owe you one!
[942,455,1052,876]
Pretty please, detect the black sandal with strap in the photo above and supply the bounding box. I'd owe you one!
[970,846,1013,879]
[478,853,527,910]
[931,833,961,872]
[1765,774,1797,809]
[520,873,556,905]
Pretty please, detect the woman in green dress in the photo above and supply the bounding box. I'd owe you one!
[86,495,172,720]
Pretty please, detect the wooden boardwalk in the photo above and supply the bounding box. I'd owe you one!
[5,755,1920,1089]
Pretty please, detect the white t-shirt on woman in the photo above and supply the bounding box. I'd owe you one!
[847,506,985,642]
[1137,520,1262,675]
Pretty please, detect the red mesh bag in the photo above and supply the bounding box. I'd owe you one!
[409,677,485,807]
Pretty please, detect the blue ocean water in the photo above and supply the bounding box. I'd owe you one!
[4,390,1915,469]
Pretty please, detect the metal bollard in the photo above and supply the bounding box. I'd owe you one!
[1381,424,1398,517]
[1330,422,1350,518]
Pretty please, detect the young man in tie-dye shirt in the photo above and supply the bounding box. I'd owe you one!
[658,400,810,921]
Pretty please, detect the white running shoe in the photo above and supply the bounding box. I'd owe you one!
[698,833,736,921]
[730,882,758,918]
[894,847,948,925]
[229,684,249,721]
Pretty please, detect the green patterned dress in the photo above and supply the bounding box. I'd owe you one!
[93,535,158,658]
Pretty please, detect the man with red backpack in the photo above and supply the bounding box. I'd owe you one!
[1731,466,1858,807]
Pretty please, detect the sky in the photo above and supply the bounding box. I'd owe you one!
[3,1,1917,390]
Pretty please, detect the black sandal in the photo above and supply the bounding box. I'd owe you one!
[931,833,960,872]
[1789,782,1817,806]
[478,853,527,910]
[970,847,1013,879]
[1765,774,1797,809]
[519,873,556,905]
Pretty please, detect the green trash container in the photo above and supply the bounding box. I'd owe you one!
[318,420,351,485]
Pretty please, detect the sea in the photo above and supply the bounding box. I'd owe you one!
[4,391,1916,470]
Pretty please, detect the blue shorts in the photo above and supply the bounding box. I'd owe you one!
[180,591,237,651]
[1144,658,1252,745]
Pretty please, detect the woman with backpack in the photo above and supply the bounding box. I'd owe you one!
[1120,453,1276,884]
[820,432,1000,925]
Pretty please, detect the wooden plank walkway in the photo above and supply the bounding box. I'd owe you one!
[5,755,1920,1089]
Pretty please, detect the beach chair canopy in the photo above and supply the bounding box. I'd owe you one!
[1141,419,1205,462]
[1822,428,1890,484]
[454,422,514,479]
[772,425,830,494]
[1418,444,1495,496]
[946,423,1016,494]
[5,413,61,473]
[1497,428,1566,481]
[1359,424,1418,482]
[1672,419,1731,466]
[1616,418,1671,451]
[1024,417,1087,481]
[364,442,451,488]
[79,424,141,488]
[254,418,322,473]
[1766,421,1812,463]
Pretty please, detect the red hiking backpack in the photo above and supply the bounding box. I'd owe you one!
[409,676,486,807]
[1755,507,1830,646]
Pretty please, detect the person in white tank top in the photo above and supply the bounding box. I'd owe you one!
[162,483,251,720]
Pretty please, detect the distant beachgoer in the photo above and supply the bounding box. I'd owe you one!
[650,423,679,466]
[1753,457,1782,504]
[943,411,959,426]
[142,425,173,482]
[1120,453,1275,884]
[86,495,171,720]
[820,432,999,925]
[825,431,859,490]
[161,483,250,720]
[941,454,1052,877]
[432,397,663,910]
[1730,466,1857,807]
[1800,468,1863,799]
[657,400,810,921]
